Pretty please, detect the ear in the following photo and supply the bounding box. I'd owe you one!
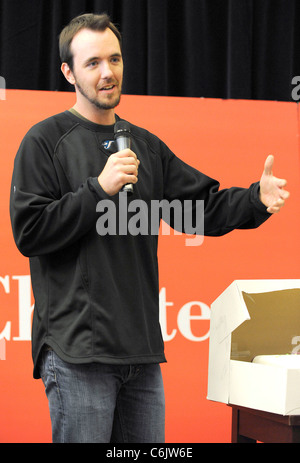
[61,63,76,85]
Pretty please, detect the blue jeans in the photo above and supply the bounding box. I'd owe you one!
[39,348,165,443]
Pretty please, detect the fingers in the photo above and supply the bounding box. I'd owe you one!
[279,187,290,200]
[267,198,285,214]
[263,154,274,175]
[98,149,140,196]
[260,155,290,214]
[111,150,139,178]
[267,188,290,213]
[111,149,139,168]
[114,148,138,161]
[277,178,288,189]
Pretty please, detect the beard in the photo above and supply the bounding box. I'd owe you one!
[75,79,122,111]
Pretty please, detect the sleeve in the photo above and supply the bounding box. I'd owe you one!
[10,131,109,257]
[159,140,271,236]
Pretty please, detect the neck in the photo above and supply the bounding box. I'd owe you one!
[73,101,116,126]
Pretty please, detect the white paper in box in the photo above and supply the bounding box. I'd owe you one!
[207,280,300,415]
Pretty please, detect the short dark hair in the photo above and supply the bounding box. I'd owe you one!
[59,13,122,71]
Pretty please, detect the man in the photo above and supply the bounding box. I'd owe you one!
[10,13,289,443]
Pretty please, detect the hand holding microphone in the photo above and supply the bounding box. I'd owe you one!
[98,121,139,196]
[114,121,135,194]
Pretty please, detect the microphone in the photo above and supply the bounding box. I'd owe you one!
[114,120,133,194]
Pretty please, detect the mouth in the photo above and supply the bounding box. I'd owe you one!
[99,84,117,93]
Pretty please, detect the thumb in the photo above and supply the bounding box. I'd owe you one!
[263,154,274,176]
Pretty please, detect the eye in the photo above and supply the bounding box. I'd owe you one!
[87,60,98,68]
[111,56,122,64]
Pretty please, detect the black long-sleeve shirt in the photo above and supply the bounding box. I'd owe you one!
[10,110,270,378]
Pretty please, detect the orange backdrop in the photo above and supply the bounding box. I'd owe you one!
[0,90,299,443]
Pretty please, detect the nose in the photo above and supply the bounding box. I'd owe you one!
[100,60,114,80]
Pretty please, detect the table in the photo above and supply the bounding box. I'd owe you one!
[230,405,300,443]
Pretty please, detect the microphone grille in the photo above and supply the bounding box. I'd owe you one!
[114,120,131,135]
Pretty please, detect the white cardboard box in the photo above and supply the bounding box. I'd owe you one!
[207,280,300,415]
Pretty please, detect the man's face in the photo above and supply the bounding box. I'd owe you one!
[69,28,123,112]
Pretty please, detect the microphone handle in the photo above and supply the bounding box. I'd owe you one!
[116,136,133,194]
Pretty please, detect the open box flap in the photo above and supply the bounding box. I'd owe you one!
[211,280,300,344]
[208,280,250,402]
[207,280,300,406]
[211,281,250,344]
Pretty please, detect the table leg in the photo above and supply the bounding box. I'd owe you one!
[231,407,256,443]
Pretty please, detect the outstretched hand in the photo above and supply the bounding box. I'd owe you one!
[259,155,290,213]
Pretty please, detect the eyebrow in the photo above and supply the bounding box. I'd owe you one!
[83,53,122,66]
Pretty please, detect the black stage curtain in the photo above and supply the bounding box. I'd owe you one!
[1,0,300,101]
